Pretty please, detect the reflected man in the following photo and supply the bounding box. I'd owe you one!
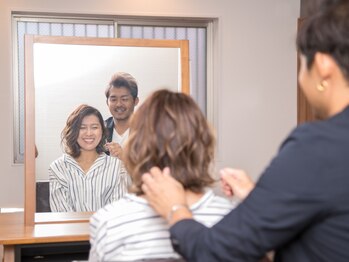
[104,72,139,161]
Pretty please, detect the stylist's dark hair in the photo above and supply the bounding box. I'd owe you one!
[297,0,349,81]
[61,104,106,158]
[124,89,215,195]
[302,0,341,17]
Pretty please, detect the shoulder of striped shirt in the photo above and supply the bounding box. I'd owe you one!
[91,192,235,228]
[91,194,144,222]
[49,154,73,171]
[103,153,123,165]
[57,153,80,168]
[50,154,66,165]
[193,189,234,207]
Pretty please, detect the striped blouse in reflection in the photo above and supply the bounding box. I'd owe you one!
[49,153,130,212]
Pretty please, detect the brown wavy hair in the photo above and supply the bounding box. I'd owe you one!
[61,104,107,158]
[124,89,215,195]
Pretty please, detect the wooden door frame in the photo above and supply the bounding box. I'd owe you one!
[297,18,316,124]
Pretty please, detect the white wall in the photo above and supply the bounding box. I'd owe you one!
[0,0,300,207]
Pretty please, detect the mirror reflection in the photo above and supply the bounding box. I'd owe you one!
[25,35,189,224]
[34,43,180,181]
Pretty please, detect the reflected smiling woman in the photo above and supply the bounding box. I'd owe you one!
[49,104,130,212]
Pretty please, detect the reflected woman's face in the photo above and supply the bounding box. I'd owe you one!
[77,114,103,152]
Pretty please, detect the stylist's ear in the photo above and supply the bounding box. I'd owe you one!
[314,52,335,80]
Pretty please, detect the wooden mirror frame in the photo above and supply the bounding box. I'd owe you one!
[24,35,190,225]
[297,18,316,124]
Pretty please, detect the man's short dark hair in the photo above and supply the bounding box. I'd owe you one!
[105,72,138,99]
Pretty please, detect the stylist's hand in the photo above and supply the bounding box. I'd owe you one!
[142,167,192,225]
[220,168,255,200]
[105,142,123,161]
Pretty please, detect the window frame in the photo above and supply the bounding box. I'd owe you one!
[11,13,216,164]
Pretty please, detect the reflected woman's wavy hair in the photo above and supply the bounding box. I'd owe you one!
[124,89,215,195]
[61,104,106,158]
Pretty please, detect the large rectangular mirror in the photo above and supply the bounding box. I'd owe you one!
[24,35,189,225]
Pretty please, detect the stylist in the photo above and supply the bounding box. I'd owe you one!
[141,0,349,261]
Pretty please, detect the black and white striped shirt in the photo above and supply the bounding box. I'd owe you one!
[49,153,130,212]
[89,189,236,262]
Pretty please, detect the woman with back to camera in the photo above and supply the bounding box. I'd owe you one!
[49,104,130,212]
[141,0,349,261]
[88,89,236,261]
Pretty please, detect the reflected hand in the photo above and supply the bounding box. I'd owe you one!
[220,168,255,200]
[105,142,123,161]
[141,167,190,224]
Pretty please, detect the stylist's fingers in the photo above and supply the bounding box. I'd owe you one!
[148,167,180,186]
[220,179,233,197]
[141,180,151,195]
[141,172,164,202]
[163,167,171,177]
[142,167,167,192]
[149,166,164,180]
[142,172,157,193]
[105,142,123,159]
[220,168,255,200]
[220,168,238,186]
[141,167,186,219]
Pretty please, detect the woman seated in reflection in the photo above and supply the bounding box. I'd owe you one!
[49,104,130,212]
[89,89,236,261]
